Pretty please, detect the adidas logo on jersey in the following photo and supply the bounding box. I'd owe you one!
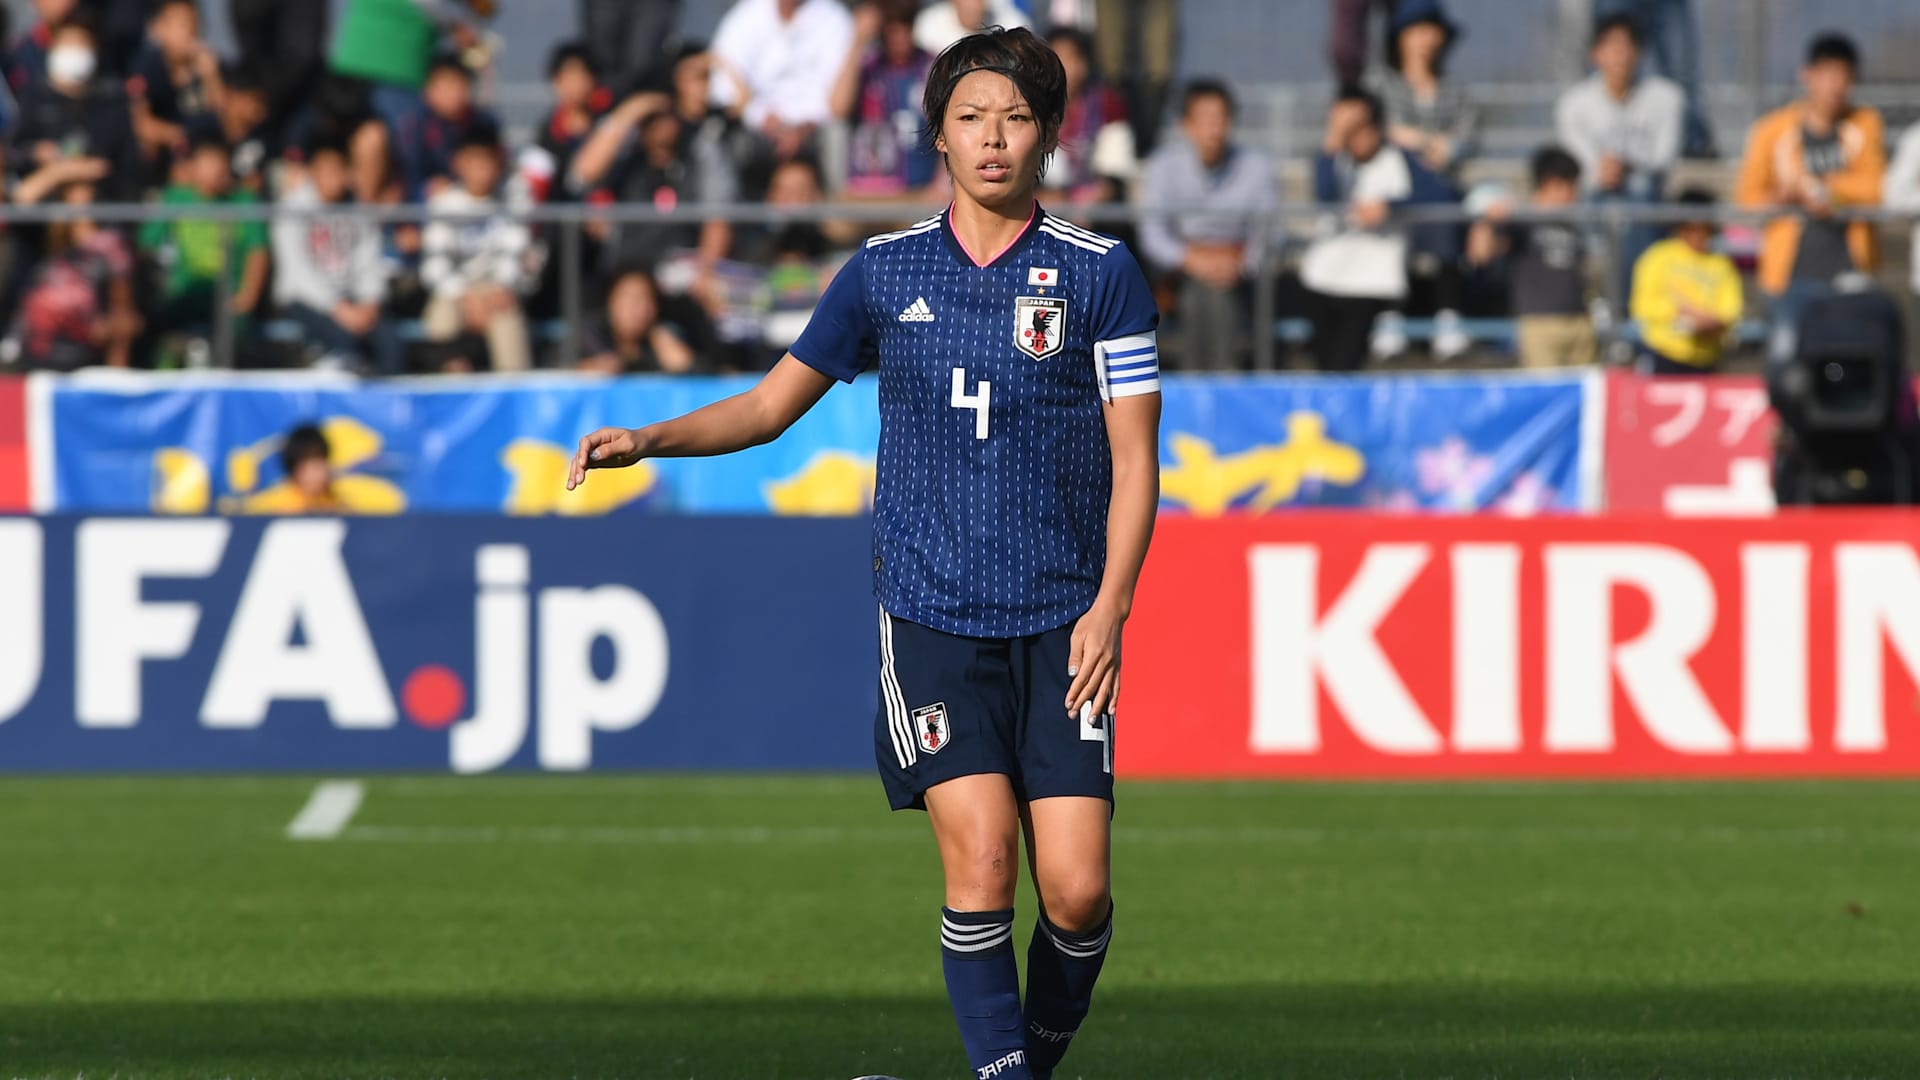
[897,297,936,323]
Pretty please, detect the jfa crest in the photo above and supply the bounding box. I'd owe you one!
[1015,296,1068,360]
[912,703,951,754]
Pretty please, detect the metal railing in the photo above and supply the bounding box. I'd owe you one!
[9,198,1919,373]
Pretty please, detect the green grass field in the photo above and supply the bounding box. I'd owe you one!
[2,776,1918,1079]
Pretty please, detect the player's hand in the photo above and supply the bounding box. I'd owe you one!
[1066,600,1126,719]
[567,427,645,490]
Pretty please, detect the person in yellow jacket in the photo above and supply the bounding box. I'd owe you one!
[1733,33,1883,329]
[1631,189,1743,374]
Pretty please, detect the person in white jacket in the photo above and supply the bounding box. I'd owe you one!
[271,135,403,373]
[421,120,536,371]
[1885,123,1920,298]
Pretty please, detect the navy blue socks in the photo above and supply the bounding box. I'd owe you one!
[940,907,1031,1079]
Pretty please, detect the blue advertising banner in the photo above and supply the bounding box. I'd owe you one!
[0,516,878,773]
[42,371,1593,516]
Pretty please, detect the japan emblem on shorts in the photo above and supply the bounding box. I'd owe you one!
[912,703,952,755]
[1015,296,1068,360]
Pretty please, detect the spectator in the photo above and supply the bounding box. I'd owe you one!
[1556,16,1681,191]
[1328,0,1396,86]
[396,54,498,200]
[95,0,157,77]
[576,266,700,374]
[913,0,1029,56]
[1139,78,1277,371]
[242,423,343,514]
[5,175,140,369]
[6,0,79,96]
[1299,86,1452,370]
[580,0,680,98]
[138,128,270,352]
[421,119,534,372]
[1041,26,1134,208]
[535,41,610,199]
[215,62,273,193]
[1885,121,1920,304]
[1466,146,1595,368]
[1368,0,1477,182]
[1089,0,1177,154]
[9,15,144,201]
[1629,187,1741,374]
[707,0,852,186]
[228,0,327,144]
[1734,32,1884,330]
[348,115,426,310]
[329,0,489,130]
[1590,0,1713,158]
[832,0,940,199]
[1555,13,1681,297]
[128,0,226,169]
[570,89,736,286]
[272,134,404,373]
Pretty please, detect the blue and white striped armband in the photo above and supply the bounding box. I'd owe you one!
[1093,332,1161,402]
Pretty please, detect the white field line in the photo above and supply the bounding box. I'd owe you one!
[286,780,367,840]
[336,822,1920,847]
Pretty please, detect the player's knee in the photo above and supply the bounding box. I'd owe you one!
[946,837,1020,908]
[1040,877,1111,932]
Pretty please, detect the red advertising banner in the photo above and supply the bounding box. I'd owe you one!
[1124,513,1920,778]
[1603,371,1776,515]
[0,376,28,512]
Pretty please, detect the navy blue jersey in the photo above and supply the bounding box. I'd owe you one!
[791,205,1161,638]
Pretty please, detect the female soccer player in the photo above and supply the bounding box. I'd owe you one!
[567,27,1160,1080]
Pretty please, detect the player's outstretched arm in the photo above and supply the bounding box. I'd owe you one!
[566,354,836,490]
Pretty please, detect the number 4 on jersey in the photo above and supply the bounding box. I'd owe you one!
[951,367,991,440]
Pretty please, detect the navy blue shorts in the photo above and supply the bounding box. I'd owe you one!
[875,607,1115,812]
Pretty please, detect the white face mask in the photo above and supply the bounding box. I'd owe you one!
[47,45,96,85]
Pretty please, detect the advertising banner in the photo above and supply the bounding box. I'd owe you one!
[1124,513,1920,778]
[41,371,1594,516]
[7,513,1920,777]
[0,516,877,773]
[0,376,27,512]
[1603,371,1777,515]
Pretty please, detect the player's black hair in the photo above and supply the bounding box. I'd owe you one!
[920,26,1068,159]
[673,42,709,66]
[151,0,198,17]
[281,424,330,475]
[1530,144,1582,188]
[1181,77,1237,119]
[1806,31,1859,72]
[547,40,596,80]
[1334,83,1384,130]
[1591,13,1642,49]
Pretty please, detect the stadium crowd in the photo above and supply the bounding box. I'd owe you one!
[0,0,1910,375]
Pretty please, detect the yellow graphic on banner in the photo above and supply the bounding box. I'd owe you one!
[500,439,658,515]
[765,451,876,515]
[1159,412,1365,515]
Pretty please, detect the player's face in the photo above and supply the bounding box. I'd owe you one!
[936,70,1052,213]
